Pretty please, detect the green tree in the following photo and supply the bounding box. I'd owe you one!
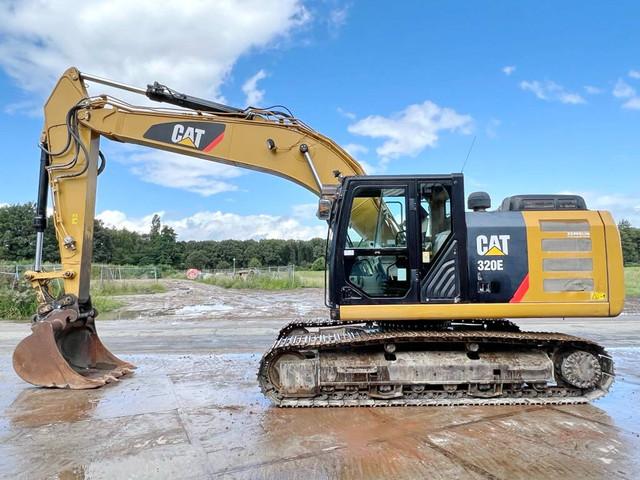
[248,257,262,268]
[185,250,209,269]
[93,220,113,263]
[310,256,326,271]
[216,260,231,269]
[619,220,640,265]
[0,203,38,260]
[150,214,161,237]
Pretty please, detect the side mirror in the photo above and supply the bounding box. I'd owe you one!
[468,191,491,211]
[317,199,332,220]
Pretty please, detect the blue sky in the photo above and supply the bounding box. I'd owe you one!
[0,0,639,239]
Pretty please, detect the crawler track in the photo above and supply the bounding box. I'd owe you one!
[258,319,614,407]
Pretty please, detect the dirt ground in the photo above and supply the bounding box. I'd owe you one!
[1,280,639,479]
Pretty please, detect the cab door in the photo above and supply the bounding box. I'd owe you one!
[335,180,420,305]
[417,176,468,303]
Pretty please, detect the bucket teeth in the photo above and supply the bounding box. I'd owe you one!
[12,308,135,389]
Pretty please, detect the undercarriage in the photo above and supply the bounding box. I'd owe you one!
[258,319,614,407]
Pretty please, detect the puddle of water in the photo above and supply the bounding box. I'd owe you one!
[174,304,233,316]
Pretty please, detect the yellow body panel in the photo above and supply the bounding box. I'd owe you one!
[340,302,611,321]
[520,211,607,304]
[519,210,623,315]
[600,211,625,315]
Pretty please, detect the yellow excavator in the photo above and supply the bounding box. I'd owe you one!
[13,67,624,407]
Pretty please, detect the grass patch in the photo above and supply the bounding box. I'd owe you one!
[0,288,37,319]
[0,280,165,320]
[295,270,325,288]
[201,275,302,290]
[0,289,125,320]
[92,296,125,313]
[626,266,640,297]
[200,271,325,290]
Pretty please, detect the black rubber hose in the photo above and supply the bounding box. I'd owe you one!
[97,151,106,175]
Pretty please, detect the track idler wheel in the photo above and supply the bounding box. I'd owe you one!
[12,308,135,389]
[558,350,602,389]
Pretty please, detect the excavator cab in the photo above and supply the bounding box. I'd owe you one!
[327,174,468,309]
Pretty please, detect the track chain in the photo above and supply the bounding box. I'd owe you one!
[259,324,614,408]
[276,317,520,340]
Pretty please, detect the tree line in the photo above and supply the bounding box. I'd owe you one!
[0,203,326,270]
[1,203,639,268]
[619,220,640,266]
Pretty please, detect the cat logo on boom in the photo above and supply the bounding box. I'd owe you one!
[143,121,226,153]
[476,234,510,256]
[171,124,205,148]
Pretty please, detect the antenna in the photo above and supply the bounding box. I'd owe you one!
[460,135,476,173]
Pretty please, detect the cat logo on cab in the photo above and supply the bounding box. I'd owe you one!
[476,234,510,256]
[476,234,510,271]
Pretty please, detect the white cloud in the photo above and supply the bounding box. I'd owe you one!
[242,69,268,106]
[124,150,243,197]
[348,101,473,159]
[357,160,381,175]
[502,65,516,76]
[561,192,640,226]
[584,85,602,95]
[291,203,318,219]
[342,143,368,156]
[337,107,356,120]
[519,80,586,104]
[339,144,380,173]
[328,5,351,35]
[613,79,635,99]
[612,78,640,110]
[3,100,41,116]
[97,210,163,233]
[622,97,640,110]
[0,0,308,100]
[629,70,640,79]
[97,209,327,240]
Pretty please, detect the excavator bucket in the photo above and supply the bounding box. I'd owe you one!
[12,308,134,389]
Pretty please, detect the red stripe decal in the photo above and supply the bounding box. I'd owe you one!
[203,132,224,152]
[509,273,529,303]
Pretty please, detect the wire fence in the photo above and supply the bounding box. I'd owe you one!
[0,263,159,290]
[189,264,295,281]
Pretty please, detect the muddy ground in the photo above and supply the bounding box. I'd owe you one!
[1,280,639,479]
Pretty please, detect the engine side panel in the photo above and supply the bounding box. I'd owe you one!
[519,210,611,305]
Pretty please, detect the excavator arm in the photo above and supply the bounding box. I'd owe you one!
[33,67,365,305]
[13,67,365,389]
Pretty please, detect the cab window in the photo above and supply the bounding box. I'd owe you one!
[419,183,452,264]
[344,186,410,298]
